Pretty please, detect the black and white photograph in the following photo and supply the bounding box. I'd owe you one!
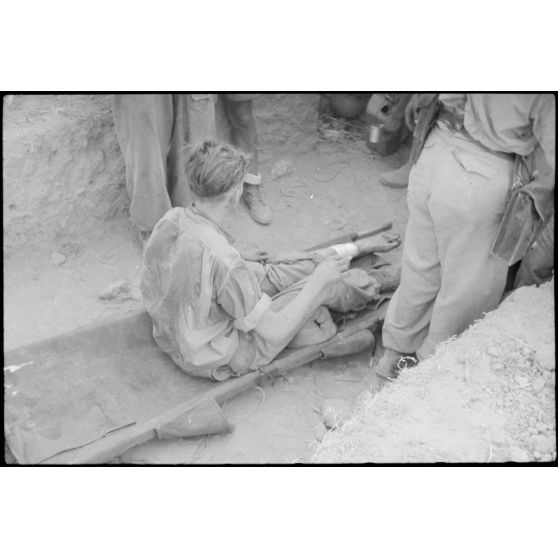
[2,4,557,557]
[3,92,555,465]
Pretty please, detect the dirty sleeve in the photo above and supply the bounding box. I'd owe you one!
[216,263,272,332]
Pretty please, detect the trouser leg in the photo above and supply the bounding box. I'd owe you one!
[233,255,380,374]
[222,96,258,172]
[382,139,442,354]
[416,129,510,360]
[167,94,217,208]
[250,251,379,313]
[185,94,217,141]
[222,95,272,224]
[259,252,322,293]
[166,94,189,208]
[113,94,174,232]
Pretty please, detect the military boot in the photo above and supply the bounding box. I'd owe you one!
[242,180,272,225]
[374,348,418,380]
[379,160,412,189]
[371,264,402,292]
[374,348,404,379]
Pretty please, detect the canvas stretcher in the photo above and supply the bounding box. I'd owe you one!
[4,225,393,464]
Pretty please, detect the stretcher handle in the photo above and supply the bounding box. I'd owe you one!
[305,221,393,252]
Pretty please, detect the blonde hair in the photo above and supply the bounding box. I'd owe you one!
[185,139,248,198]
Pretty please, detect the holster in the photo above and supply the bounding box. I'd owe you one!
[490,153,552,266]
[490,189,546,266]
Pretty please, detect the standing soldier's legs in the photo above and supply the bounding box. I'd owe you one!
[113,94,174,233]
[415,129,510,360]
[222,95,272,225]
[379,143,443,377]
[378,128,511,377]
[224,96,258,160]
[167,94,217,208]
[185,94,217,139]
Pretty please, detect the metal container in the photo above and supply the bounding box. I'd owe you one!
[369,123,385,143]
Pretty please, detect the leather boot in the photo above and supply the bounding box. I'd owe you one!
[374,348,404,379]
[371,264,402,293]
[242,183,272,225]
[379,160,412,189]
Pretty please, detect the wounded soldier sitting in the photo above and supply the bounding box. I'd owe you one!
[141,139,401,381]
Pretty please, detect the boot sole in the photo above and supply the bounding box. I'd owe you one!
[247,213,272,225]
[242,203,272,225]
[379,179,408,189]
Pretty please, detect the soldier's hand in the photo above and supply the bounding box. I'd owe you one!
[312,255,350,288]
[240,248,269,262]
[369,232,402,253]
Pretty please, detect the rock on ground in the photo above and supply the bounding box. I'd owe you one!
[312,280,556,463]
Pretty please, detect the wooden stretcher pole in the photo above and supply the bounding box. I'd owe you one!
[305,221,393,252]
[209,333,378,410]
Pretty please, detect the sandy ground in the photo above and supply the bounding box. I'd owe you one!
[3,95,127,257]
[4,97,410,463]
[313,281,556,463]
[119,141,409,464]
[5,94,554,464]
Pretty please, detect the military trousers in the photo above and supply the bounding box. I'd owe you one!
[113,94,216,232]
[382,126,512,360]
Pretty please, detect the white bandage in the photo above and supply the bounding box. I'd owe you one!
[331,243,358,259]
[244,172,262,186]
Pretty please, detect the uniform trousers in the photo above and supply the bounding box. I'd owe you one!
[113,94,216,232]
[382,126,511,360]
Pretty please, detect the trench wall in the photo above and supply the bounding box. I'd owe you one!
[3,94,319,255]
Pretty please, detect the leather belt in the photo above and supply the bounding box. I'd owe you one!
[437,104,511,162]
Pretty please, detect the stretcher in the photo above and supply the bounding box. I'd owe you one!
[4,223,393,464]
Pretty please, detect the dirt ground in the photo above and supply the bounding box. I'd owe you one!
[313,281,556,463]
[4,94,410,463]
[3,94,554,464]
